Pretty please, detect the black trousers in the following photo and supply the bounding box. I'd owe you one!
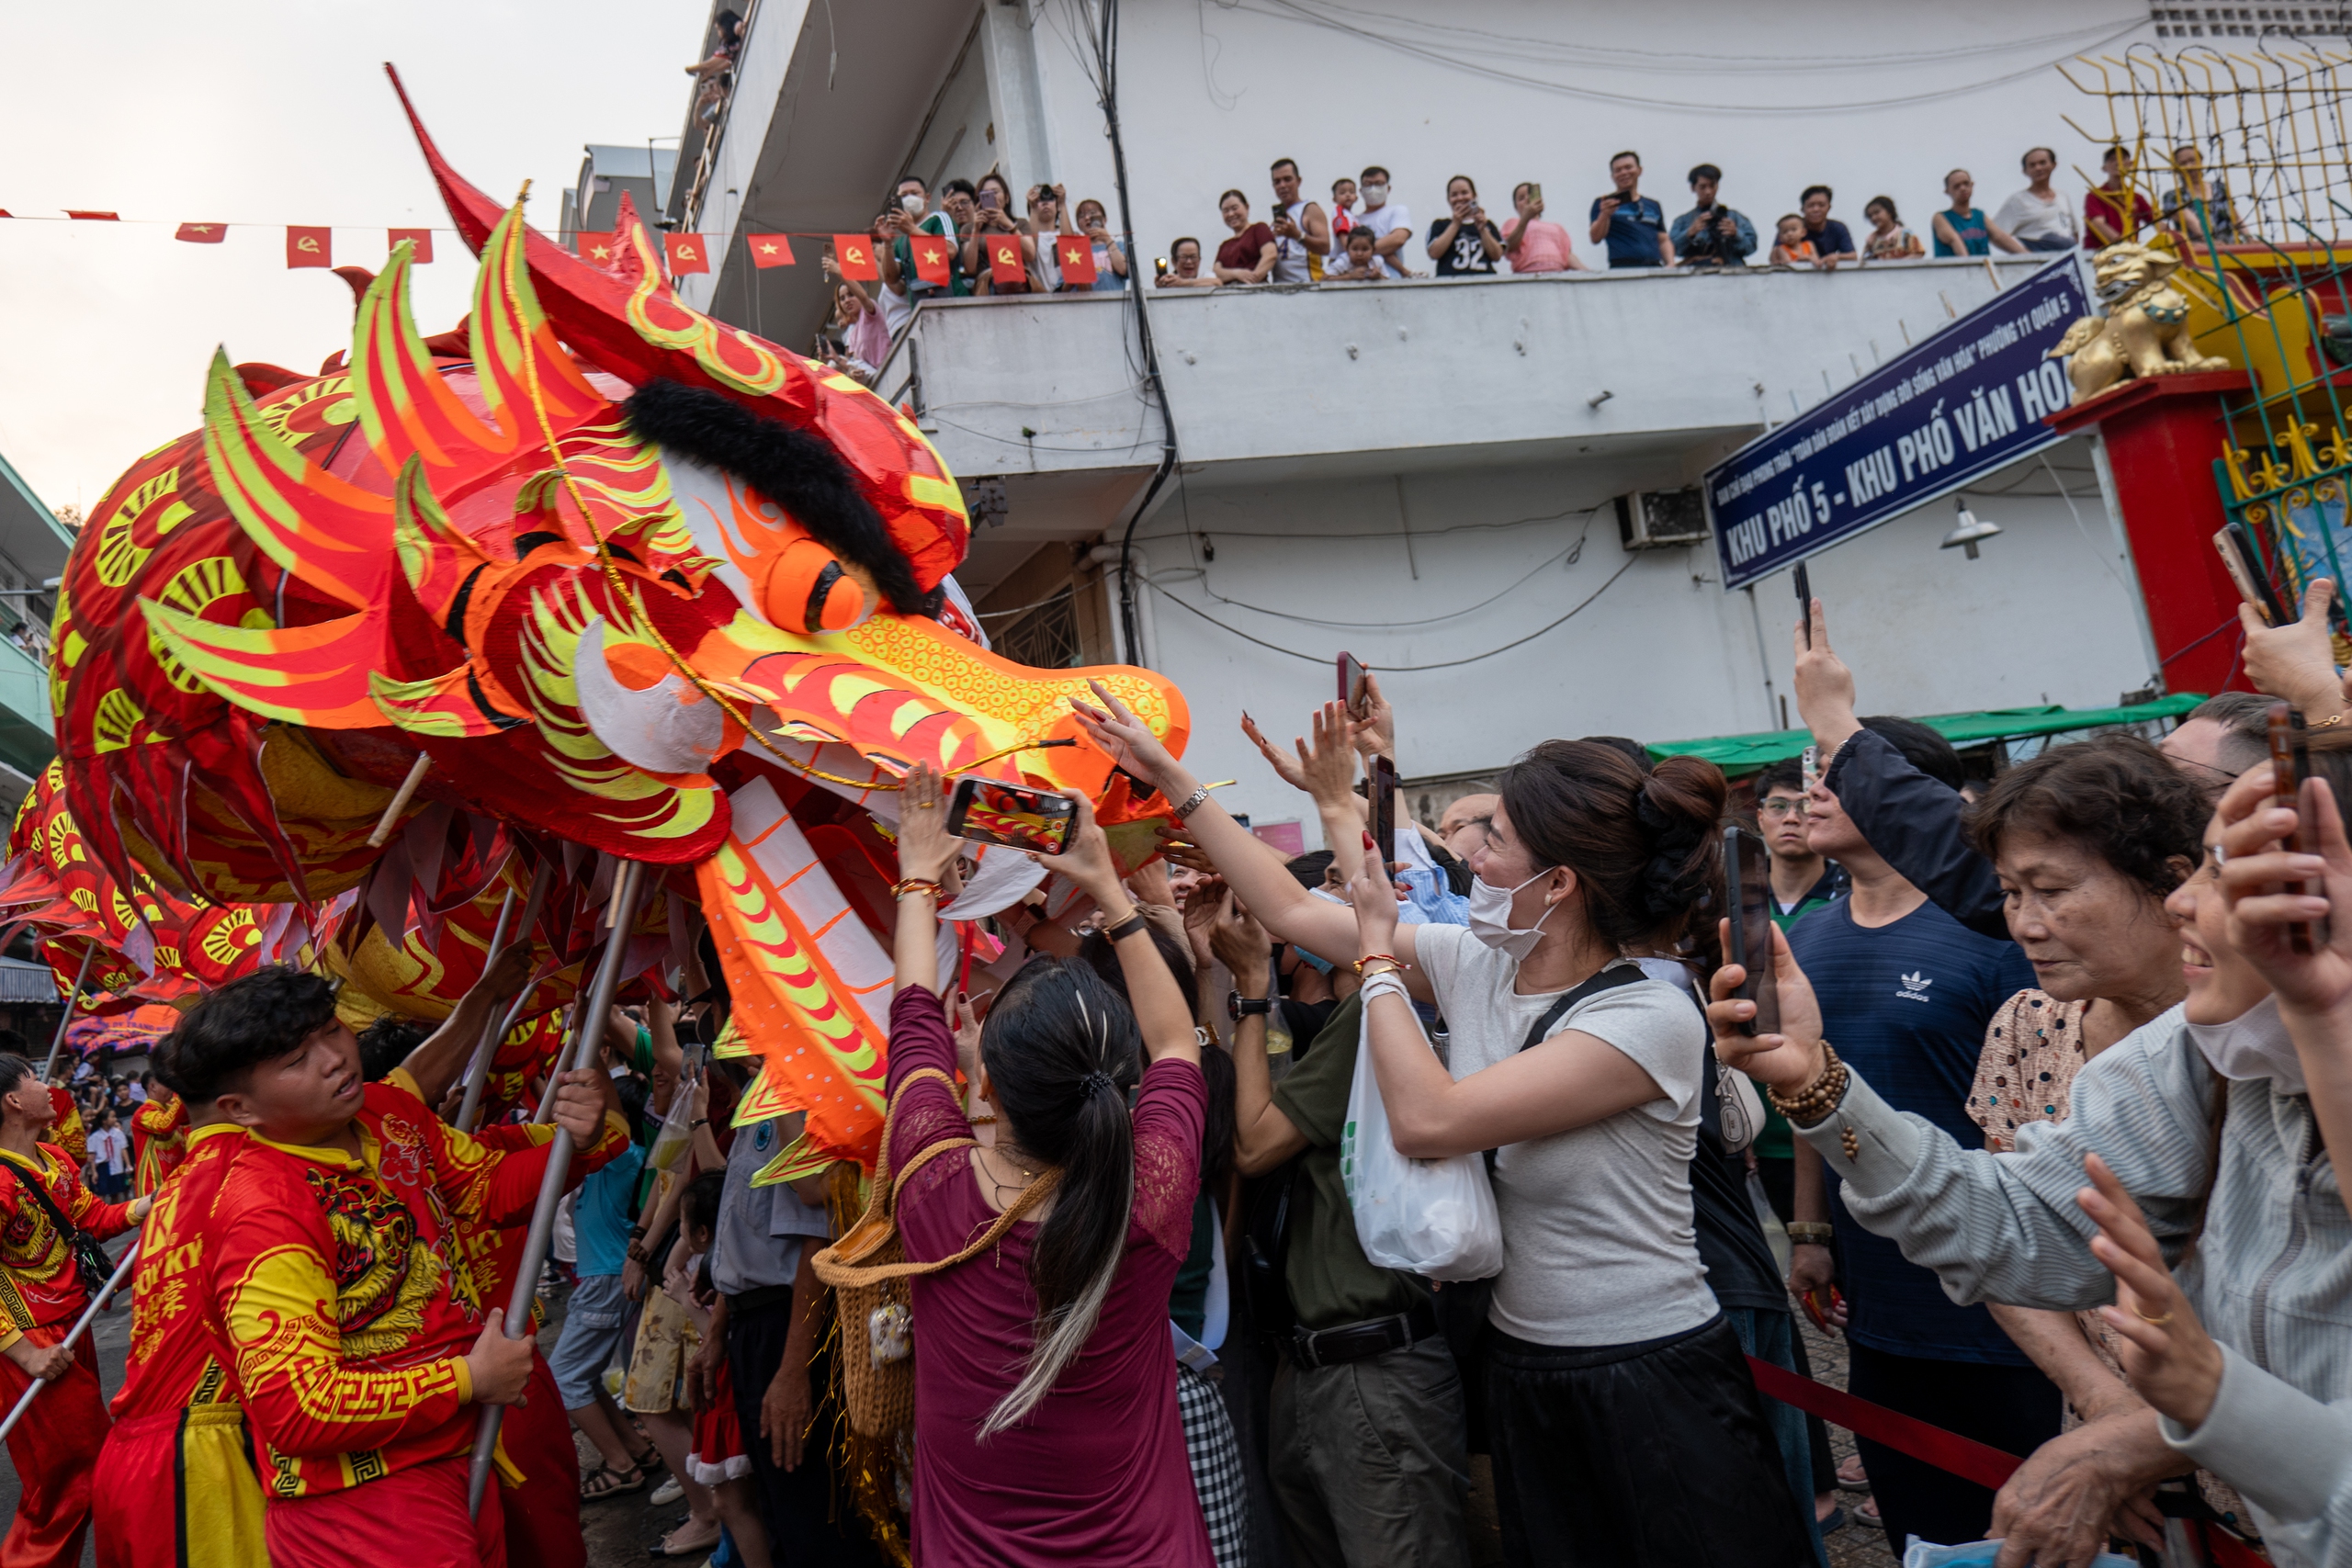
[1844,1341,2063,1552]
[725,1293,880,1568]
[1485,1314,1811,1568]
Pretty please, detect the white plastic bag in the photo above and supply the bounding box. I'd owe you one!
[1339,1001,1504,1281]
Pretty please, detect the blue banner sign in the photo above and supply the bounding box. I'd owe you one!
[1707,255,2092,591]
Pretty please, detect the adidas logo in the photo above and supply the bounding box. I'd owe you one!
[1895,971,1933,1003]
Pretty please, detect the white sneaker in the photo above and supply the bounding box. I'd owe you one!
[649,1476,684,1506]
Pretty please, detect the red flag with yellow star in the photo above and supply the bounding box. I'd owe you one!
[746,233,795,269]
[911,233,952,285]
[833,233,879,281]
[576,231,616,265]
[174,221,225,244]
[387,227,434,264]
[1056,233,1098,284]
[665,232,709,276]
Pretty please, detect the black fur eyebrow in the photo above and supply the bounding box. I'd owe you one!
[622,378,937,616]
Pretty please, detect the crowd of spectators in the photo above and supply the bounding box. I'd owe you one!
[816,142,2227,374]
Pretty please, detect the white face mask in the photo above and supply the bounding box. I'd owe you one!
[1465,869,1557,963]
[2183,995,2305,1095]
[1361,184,1389,207]
[899,192,925,216]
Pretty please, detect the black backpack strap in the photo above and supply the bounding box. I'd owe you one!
[9,1154,115,1298]
[1514,963,1648,1055]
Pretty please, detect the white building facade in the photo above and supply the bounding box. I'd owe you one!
[660,0,2217,838]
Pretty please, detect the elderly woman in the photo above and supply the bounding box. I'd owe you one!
[1711,728,2352,1568]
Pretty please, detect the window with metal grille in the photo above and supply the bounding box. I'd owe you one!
[992,586,1083,670]
[2151,5,2352,35]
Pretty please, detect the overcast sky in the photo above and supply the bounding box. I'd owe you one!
[0,1,707,515]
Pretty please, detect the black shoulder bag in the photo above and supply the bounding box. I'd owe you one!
[12,1158,120,1302]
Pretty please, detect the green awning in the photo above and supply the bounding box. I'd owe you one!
[1646,694,2210,775]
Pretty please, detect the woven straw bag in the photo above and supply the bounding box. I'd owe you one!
[813,1066,1059,1438]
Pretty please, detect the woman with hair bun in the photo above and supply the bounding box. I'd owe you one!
[1072,689,1809,1568]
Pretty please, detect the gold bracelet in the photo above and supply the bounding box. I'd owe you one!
[892,877,944,901]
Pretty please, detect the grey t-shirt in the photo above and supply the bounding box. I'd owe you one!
[709,1114,835,1298]
[1413,927,1716,1348]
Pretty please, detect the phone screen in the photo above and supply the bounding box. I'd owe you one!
[945,777,1078,856]
[1528,183,1542,206]
[1724,825,1781,1036]
[1371,755,1397,872]
[1338,652,1369,715]
[1793,562,1813,647]
[2214,525,2289,627]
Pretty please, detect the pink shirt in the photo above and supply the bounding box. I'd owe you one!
[1503,217,1577,274]
[887,985,1212,1568]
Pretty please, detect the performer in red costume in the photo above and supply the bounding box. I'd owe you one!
[0,1050,145,1568]
[93,1056,265,1568]
[130,1089,190,1197]
[169,966,623,1568]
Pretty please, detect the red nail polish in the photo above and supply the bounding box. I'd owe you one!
[1362,831,1377,851]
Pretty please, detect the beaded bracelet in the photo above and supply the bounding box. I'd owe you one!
[1353,953,1405,976]
[892,877,944,901]
[1764,1042,1849,1128]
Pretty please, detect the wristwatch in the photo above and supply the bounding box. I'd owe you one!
[1227,990,1273,1021]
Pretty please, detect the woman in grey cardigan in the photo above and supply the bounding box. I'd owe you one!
[1707,753,2352,1568]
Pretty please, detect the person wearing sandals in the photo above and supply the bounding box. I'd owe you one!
[550,1098,655,1503]
[884,762,1214,1565]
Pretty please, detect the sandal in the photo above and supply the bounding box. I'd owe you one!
[650,1519,722,1559]
[1836,1455,1870,1492]
[581,1463,646,1502]
[1852,1495,1883,1531]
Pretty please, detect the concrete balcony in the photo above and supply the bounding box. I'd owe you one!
[880,254,2061,480]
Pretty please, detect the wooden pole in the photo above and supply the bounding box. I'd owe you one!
[367,752,435,849]
[465,860,646,1519]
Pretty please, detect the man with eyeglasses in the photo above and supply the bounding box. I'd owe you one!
[1754,757,1844,928]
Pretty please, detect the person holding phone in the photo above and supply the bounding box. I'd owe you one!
[960,172,1038,296]
[1268,157,1330,283]
[880,763,1212,1565]
[1070,197,1129,292]
[1589,151,1676,269]
[1072,684,1807,1568]
[877,175,963,335]
[1500,181,1585,275]
[1426,175,1504,276]
[1156,236,1218,289]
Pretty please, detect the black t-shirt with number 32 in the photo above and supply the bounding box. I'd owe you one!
[1433,215,1503,276]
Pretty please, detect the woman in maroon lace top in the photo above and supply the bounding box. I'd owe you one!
[886,764,1211,1565]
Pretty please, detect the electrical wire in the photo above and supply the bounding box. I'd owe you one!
[1140,554,1639,670]
[1134,499,1600,543]
[1237,0,2146,113]
[1186,510,1598,629]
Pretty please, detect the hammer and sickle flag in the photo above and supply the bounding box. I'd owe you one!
[286,226,331,268]
[665,232,709,276]
[748,233,796,269]
[989,239,1026,286]
[1056,233,1099,285]
[833,235,879,281]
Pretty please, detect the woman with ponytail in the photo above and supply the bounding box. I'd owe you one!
[1074,689,1807,1568]
[885,763,1212,1565]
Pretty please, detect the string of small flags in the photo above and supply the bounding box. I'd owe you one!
[0,209,1105,284]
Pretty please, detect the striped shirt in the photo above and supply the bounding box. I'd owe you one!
[1796,1004,2352,1567]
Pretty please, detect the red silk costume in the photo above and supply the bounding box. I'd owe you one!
[44,1089,85,1167]
[0,1142,139,1568]
[203,1081,626,1566]
[95,1122,266,1568]
[131,1093,191,1198]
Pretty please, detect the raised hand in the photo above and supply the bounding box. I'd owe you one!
[1298,703,1361,809]
[1706,921,1830,1095]
[1349,671,1396,761]
[2080,1154,2224,1431]
[1239,711,1308,793]
[1069,680,1177,787]
[1348,832,1401,957]
[2214,762,2352,1013]
[1207,886,1272,982]
[896,762,958,884]
[1792,598,1860,754]
[2240,577,2346,720]
[1046,791,1125,907]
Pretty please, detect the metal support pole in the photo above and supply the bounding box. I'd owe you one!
[465,860,646,1519]
[0,1241,136,1443]
[38,946,96,1081]
[454,860,556,1134]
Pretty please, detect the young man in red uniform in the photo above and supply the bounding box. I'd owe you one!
[93,1068,264,1568]
[169,966,623,1568]
[130,1089,190,1197]
[0,1050,145,1568]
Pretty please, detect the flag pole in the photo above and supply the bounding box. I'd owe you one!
[0,1241,136,1443]
[465,859,646,1518]
[454,859,556,1134]
[38,945,97,1081]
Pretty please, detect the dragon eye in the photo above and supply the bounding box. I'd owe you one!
[759,536,879,635]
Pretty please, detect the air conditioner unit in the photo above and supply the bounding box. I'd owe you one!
[1615,486,1710,550]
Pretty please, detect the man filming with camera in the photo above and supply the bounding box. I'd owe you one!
[1670,164,1758,267]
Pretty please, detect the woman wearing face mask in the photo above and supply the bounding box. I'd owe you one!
[1073,685,1811,1568]
[1707,729,2352,1568]
[1955,738,2259,1564]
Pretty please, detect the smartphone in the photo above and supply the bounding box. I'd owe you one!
[1723,825,1781,1037]
[1154,256,1170,278]
[1337,651,1369,716]
[945,776,1078,856]
[2267,704,2325,953]
[2214,525,2290,627]
[978,188,1001,211]
[1793,561,1814,647]
[1370,754,1397,873]
[1801,744,1819,795]
[1527,182,1542,206]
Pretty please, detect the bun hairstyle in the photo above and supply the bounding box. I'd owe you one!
[1498,740,1728,955]
[975,956,1145,1438]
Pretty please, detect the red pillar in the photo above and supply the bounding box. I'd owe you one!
[2046,368,2255,696]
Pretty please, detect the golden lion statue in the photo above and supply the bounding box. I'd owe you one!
[2049,242,2231,401]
